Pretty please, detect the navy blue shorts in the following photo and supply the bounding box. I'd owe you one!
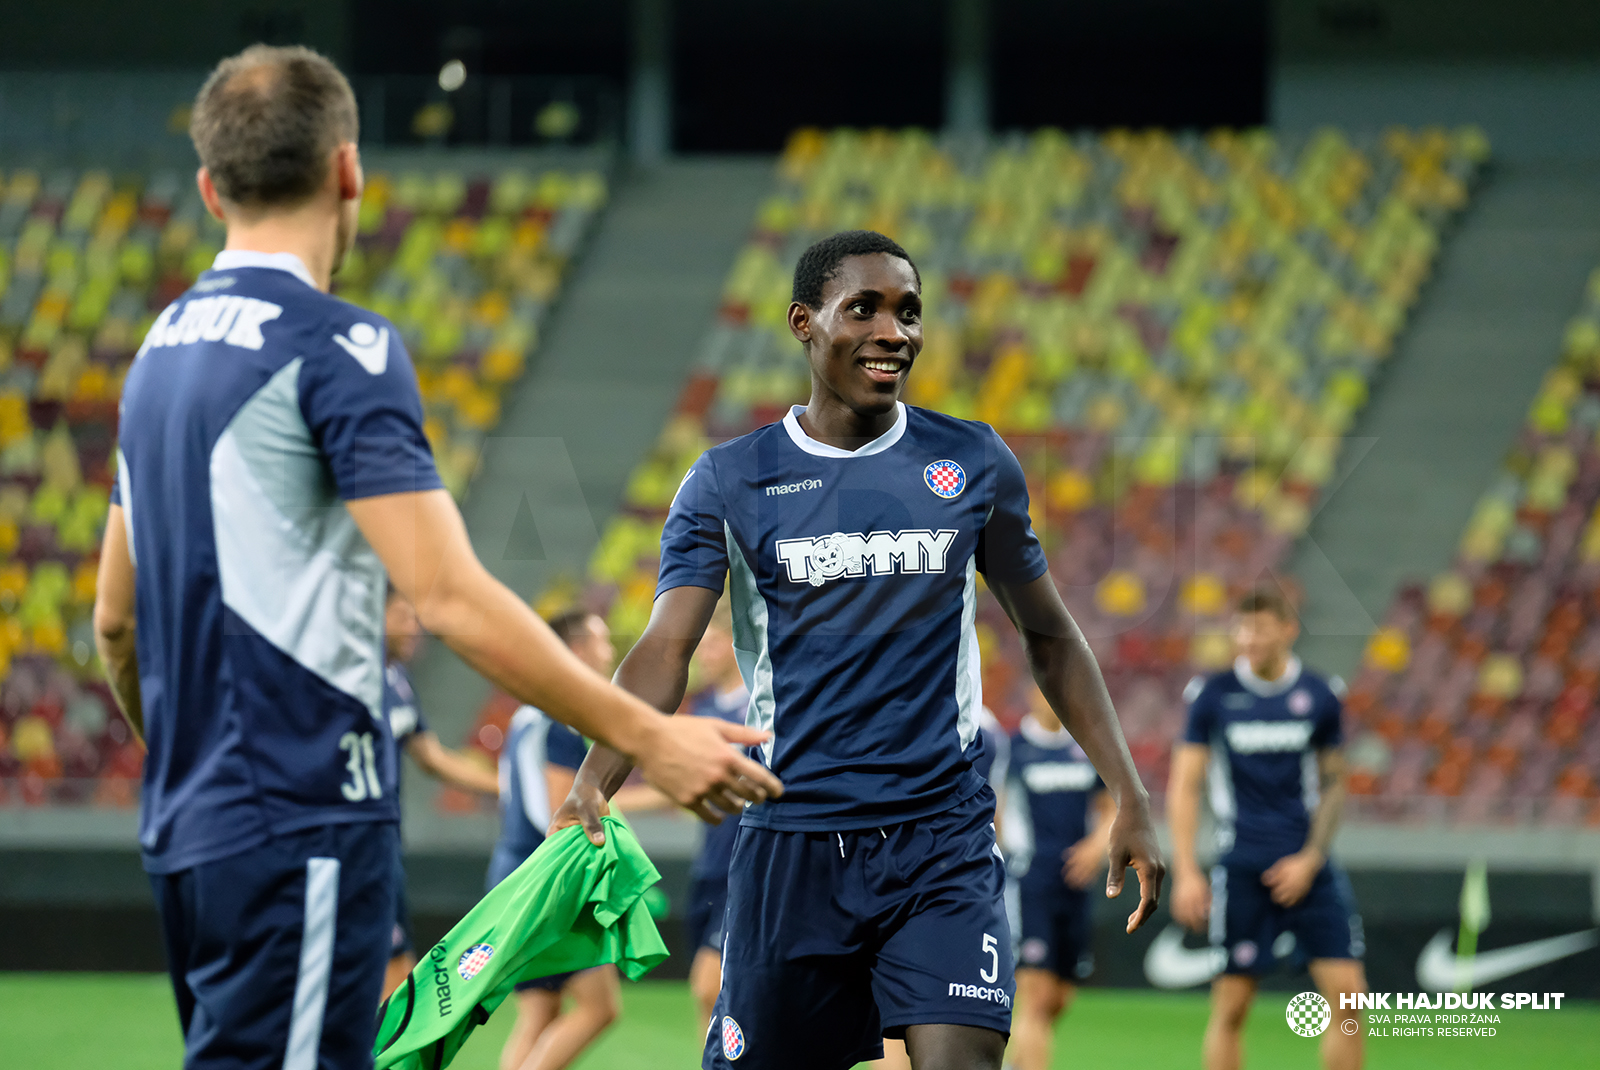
[703,788,1013,1070]
[684,872,730,952]
[1211,862,1364,975]
[389,850,413,959]
[150,821,398,1070]
[1008,880,1093,981]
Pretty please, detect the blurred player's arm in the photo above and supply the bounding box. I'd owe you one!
[1263,747,1347,907]
[988,573,1166,932]
[1064,791,1118,889]
[554,584,736,838]
[347,491,779,814]
[405,732,499,796]
[1166,742,1211,930]
[93,504,143,743]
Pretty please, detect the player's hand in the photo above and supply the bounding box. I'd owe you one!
[1105,796,1166,933]
[1171,867,1211,933]
[636,714,783,825]
[1262,848,1323,907]
[1062,836,1103,890]
[551,780,612,846]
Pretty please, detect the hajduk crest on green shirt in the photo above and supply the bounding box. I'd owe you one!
[374,814,668,1070]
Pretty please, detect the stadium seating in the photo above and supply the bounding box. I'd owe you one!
[1348,266,1600,825]
[0,163,607,805]
[483,126,1485,803]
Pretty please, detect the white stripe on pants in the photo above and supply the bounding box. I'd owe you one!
[283,857,341,1070]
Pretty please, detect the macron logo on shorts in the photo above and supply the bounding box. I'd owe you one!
[947,982,1012,1008]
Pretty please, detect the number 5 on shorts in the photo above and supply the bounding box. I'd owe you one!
[980,932,998,983]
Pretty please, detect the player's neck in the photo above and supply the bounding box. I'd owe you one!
[799,393,899,451]
[222,206,340,292]
[1247,653,1289,682]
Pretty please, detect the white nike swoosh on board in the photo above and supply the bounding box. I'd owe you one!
[1143,924,1226,989]
[333,327,389,374]
[1415,928,1598,990]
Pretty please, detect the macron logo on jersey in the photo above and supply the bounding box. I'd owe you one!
[138,296,283,357]
[333,321,390,374]
[775,528,957,587]
[1225,720,1315,754]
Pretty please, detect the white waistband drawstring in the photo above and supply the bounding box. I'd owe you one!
[837,833,845,857]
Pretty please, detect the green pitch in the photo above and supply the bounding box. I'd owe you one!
[1,974,1594,1068]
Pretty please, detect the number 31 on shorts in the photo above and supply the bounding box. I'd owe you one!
[981,932,999,983]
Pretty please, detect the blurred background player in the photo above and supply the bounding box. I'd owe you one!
[489,609,667,1070]
[379,588,500,999]
[1167,588,1366,1070]
[1000,686,1114,1070]
[682,595,750,1028]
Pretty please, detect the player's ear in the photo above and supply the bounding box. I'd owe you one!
[335,143,363,204]
[196,168,227,223]
[787,301,812,347]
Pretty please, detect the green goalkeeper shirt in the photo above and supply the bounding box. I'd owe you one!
[374,815,668,1070]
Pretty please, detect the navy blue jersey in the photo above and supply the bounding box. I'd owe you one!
[115,251,441,873]
[494,706,589,858]
[973,708,1010,789]
[384,663,428,749]
[384,662,428,797]
[1182,657,1345,870]
[658,403,1048,831]
[687,683,751,880]
[1001,718,1102,889]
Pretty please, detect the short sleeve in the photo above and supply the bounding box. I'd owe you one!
[545,722,589,771]
[298,313,443,501]
[1311,687,1344,749]
[1182,680,1216,745]
[975,430,1049,584]
[655,451,730,597]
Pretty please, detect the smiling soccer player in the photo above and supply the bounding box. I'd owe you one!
[554,230,1165,1070]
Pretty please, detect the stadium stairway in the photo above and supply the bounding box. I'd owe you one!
[402,158,772,845]
[1292,160,1600,678]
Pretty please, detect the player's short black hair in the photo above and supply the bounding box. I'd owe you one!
[546,609,596,646]
[191,44,359,210]
[1236,587,1295,622]
[791,230,920,309]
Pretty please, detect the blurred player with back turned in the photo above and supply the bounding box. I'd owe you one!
[554,230,1164,1070]
[1000,686,1114,1070]
[379,588,500,999]
[91,44,780,1070]
[1168,588,1366,1070]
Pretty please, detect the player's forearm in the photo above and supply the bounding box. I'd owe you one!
[95,624,144,744]
[417,566,659,761]
[1028,631,1149,809]
[415,739,499,796]
[1303,773,1346,859]
[1167,788,1202,877]
[573,630,699,799]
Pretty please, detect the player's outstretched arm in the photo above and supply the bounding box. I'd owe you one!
[989,573,1166,932]
[406,733,500,796]
[347,491,780,813]
[553,585,744,842]
[1167,742,1211,931]
[93,504,144,743]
